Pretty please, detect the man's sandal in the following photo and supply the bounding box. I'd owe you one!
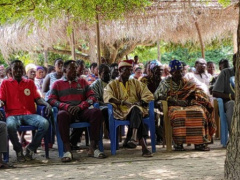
[127,139,138,148]
[61,151,73,163]
[195,144,210,151]
[142,149,153,157]
[88,149,107,159]
[174,144,185,151]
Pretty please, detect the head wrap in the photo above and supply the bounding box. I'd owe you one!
[118,60,134,69]
[25,64,37,73]
[169,60,183,73]
[37,66,44,71]
[150,60,161,70]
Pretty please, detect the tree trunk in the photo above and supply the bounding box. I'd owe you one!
[48,47,89,60]
[224,2,240,179]
[101,39,153,64]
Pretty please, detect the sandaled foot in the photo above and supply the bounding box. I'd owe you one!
[16,151,25,162]
[126,139,138,149]
[88,149,107,159]
[123,140,137,149]
[174,144,185,151]
[142,149,153,157]
[195,144,210,151]
[61,151,73,162]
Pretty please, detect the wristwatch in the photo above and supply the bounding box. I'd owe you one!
[87,99,93,105]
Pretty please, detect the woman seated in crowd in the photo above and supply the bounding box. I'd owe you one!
[35,66,45,97]
[140,60,164,144]
[154,60,216,151]
[42,58,64,101]
[132,67,143,80]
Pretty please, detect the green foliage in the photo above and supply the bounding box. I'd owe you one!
[218,0,231,7]
[0,53,7,66]
[0,0,150,26]
[130,46,158,62]
[5,51,34,66]
[1,51,70,67]
[38,52,70,66]
[130,41,233,67]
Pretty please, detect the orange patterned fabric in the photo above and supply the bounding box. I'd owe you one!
[168,78,216,145]
[169,106,207,144]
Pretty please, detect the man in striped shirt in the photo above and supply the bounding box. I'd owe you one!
[48,60,106,162]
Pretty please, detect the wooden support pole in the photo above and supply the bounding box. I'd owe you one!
[71,30,76,60]
[233,30,238,53]
[194,21,205,58]
[43,50,48,67]
[96,13,101,65]
[157,41,161,62]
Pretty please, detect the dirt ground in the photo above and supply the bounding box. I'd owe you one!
[1,137,226,180]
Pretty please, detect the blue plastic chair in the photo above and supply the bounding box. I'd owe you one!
[53,104,104,158]
[2,106,50,162]
[230,76,235,89]
[108,101,156,155]
[217,98,228,147]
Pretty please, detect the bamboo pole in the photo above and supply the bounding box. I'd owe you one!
[96,13,101,65]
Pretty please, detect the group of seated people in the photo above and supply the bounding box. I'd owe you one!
[0,54,235,166]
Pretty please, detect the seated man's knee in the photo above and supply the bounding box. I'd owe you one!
[89,108,103,123]
[36,115,49,131]
[57,110,70,119]
[57,110,72,126]
[6,117,18,131]
[42,118,49,131]
[90,108,102,117]
[131,106,142,115]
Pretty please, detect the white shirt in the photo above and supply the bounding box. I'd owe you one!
[184,72,211,95]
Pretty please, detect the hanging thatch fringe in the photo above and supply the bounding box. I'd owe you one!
[0,1,238,59]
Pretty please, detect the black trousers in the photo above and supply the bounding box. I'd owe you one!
[125,106,148,140]
[70,108,108,145]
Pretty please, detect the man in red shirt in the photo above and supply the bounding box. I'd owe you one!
[0,60,52,162]
[48,60,106,162]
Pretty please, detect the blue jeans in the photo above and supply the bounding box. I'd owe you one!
[7,114,49,153]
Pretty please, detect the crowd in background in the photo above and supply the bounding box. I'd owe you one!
[0,54,236,165]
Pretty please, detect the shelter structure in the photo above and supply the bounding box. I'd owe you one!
[0,0,239,63]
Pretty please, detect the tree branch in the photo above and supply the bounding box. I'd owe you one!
[48,47,90,60]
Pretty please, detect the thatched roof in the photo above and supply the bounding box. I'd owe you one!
[0,0,239,59]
